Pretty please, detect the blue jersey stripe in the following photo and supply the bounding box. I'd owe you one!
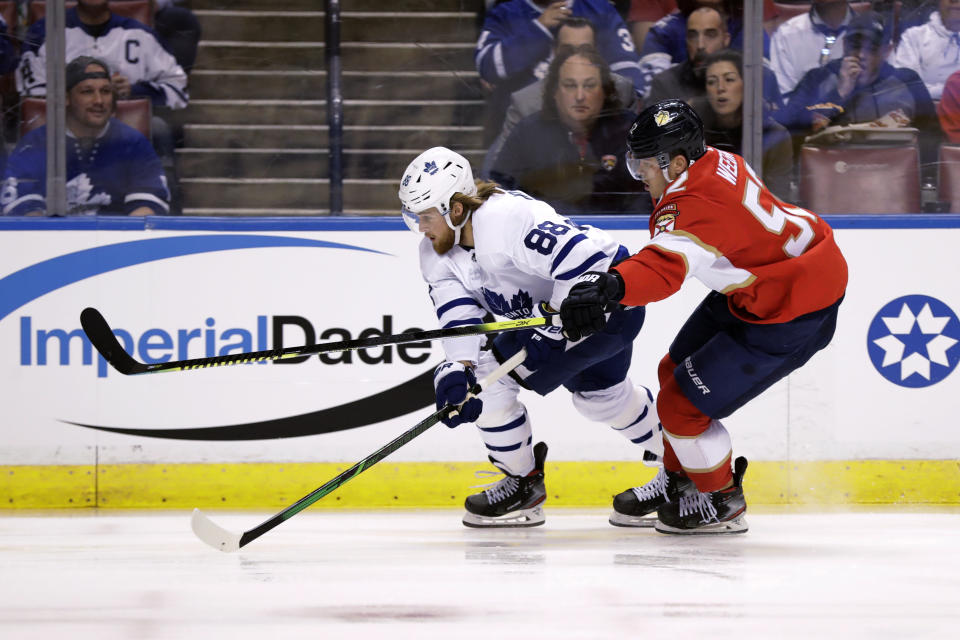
[555,251,607,281]
[436,297,482,318]
[549,233,587,274]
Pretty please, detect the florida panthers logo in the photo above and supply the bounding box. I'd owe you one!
[654,211,678,235]
[482,288,534,319]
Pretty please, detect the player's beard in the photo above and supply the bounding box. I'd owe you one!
[431,226,456,254]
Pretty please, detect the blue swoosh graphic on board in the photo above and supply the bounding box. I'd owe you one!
[0,234,389,323]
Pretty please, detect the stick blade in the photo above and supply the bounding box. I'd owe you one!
[80,307,142,375]
[191,508,242,553]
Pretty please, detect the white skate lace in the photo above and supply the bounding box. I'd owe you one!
[470,470,521,503]
[677,491,719,523]
[631,467,669,501]
[485,476,520,503]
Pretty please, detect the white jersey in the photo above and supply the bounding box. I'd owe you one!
[418,190,625,364]
[770,7,855,95]
[18,9,189,110]
[892,12,960,100]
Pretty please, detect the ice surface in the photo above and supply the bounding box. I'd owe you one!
[1,508,958,639]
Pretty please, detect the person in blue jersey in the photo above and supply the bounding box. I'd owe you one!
[1,56,170,217]
[17,0,189,212]
[398,146,663,528]
[646,6,782,114]
[476,0,644,143]
[639,0,771,97]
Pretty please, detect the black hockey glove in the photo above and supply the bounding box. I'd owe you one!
[434,361,483,428]
[559,270,625,341]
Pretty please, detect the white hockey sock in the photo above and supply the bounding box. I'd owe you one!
[476,408,534,476]
[664,419,731,473]
[573,381,664,456]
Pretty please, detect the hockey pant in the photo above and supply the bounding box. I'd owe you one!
[475,306,662,475]
[658,292,842,492]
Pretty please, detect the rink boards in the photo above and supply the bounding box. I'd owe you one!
[1,215,959,508]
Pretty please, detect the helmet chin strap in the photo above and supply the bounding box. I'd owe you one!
[444,209,472,245]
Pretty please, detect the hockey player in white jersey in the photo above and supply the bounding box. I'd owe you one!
[399,147,663,528]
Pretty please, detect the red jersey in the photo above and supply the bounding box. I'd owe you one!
[614,147,847,323]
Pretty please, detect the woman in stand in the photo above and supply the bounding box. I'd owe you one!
[690,49,794,200]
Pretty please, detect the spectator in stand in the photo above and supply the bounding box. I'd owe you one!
[647,6,782,111]
[154,0,203,74]
[639,0,772,96]
[938,69,960,142]
[690,50,794,199]
[892,0,960,100]
[777,12,941,168]
[482,17,639,176]
[770,0,859,98]
[1,56,170,217]
[18,0,189,110]
[490,45,650,215]
[475,0,644,144]
[648,6,729,104]
[17,0,189,211]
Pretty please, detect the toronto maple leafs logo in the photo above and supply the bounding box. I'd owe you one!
[423,161,439,176]
[867,295,960,388]
[482,288,534,320]
[66,173,111,215]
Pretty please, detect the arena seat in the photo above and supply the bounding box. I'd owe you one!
[939,144,960,212]
[799,144,921,213]
[28,1,154,27]
[20,96,152,139]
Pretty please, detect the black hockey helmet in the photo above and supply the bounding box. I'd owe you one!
[626,99,706,174]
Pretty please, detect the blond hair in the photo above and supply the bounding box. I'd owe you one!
[450,180,503,215]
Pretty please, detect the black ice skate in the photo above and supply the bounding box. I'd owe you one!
[609,464,695,528]
[655,456,749,535]
[462,441,547,528]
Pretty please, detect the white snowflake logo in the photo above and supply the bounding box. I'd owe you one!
[868,296,960,387]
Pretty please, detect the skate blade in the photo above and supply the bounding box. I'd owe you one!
[654,515,748,535]
[608,511,657,528]
[462,505,545,528]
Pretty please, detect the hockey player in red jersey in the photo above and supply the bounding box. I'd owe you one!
[560,99,848,534]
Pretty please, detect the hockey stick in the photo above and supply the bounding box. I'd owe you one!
[191,349,527,552]
[80,307,553,376]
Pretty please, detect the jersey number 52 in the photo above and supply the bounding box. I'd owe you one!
[742,167,817,258]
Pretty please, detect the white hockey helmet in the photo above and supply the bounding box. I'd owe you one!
[398,147,478,240]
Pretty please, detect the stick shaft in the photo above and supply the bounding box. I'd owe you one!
[81,307,550,376]
[234,349,527,549]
